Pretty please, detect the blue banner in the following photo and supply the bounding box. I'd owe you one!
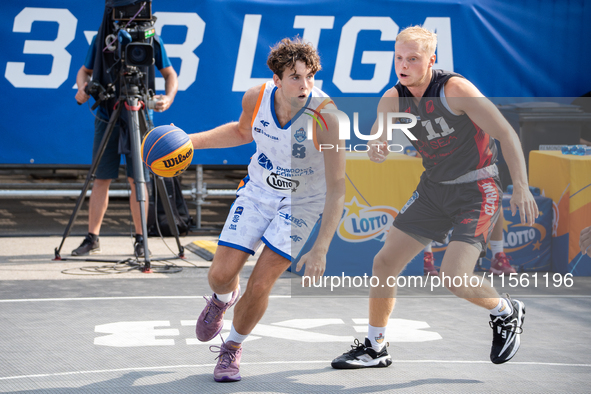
[1,0,590,165]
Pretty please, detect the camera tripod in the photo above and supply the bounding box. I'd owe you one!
[54,74,184,272]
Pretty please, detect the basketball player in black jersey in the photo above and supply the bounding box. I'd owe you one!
[332,26,538,369]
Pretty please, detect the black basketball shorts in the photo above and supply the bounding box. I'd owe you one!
[393,173,502,257]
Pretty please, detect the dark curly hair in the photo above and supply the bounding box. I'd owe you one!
[267,37,321,79]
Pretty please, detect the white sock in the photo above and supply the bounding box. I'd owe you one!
[368,324,387,352]
[489,297,512,317]
[214,292,233,303]
[490,240,504,257]
[225,323,249,345]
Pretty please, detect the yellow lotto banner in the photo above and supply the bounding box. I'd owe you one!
[339,153,423,243]
[529,151,591,275]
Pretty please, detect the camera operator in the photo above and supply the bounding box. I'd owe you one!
[73,0,178,257]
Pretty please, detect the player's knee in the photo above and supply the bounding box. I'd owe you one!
[440,273,469,296]
[373,250,389,268]
[373,250,404,275]
[208,266,233,288]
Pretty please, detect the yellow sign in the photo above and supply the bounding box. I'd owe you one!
[340,153,423,242]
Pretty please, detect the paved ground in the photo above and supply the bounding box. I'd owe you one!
[0,179,590,393]
[1,234,591,393]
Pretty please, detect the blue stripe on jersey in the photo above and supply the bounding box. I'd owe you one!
[270,87,312,130]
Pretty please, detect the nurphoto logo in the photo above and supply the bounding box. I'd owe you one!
[304,108,418,153]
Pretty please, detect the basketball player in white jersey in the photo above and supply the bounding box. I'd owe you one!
[189,37,345,382]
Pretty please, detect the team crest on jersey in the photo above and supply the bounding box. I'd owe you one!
[232,206,244,223]
[257,153,274,171]
[426,100,435,113]
[294,127,306,143]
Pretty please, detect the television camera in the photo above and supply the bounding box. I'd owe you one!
[83,2,160,111]
[61,1,183,271]
[110,1,155,68]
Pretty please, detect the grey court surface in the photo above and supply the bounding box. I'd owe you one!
[1,235,591,394]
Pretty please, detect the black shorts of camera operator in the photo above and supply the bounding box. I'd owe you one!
[73,0,178,257]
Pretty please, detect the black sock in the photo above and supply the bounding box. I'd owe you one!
[135,234,144,243]
[88,233,99,242]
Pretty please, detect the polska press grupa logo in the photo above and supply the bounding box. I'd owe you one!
[337,197,398,243]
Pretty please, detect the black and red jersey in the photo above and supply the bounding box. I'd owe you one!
[395,69,498,183]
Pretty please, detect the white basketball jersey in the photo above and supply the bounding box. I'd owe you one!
[245,81,334,200]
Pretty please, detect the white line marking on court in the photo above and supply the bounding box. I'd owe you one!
[1,360,590,381]
[0,295,292,303]
[1,294,591,303]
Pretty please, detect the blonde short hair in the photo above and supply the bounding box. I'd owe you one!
[396,26,437,56]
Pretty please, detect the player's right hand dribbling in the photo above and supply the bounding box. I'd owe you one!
[368,141,389,163]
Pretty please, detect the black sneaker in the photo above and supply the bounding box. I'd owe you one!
[331,338,392,369]
[134,235,151,258]
[490,295,525,364]
[71,234,100,256]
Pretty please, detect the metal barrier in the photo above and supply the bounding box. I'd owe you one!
[0,165,236,229]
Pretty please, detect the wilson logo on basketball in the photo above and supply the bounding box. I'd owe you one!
[142,125,193,178]
[162,148,193,169]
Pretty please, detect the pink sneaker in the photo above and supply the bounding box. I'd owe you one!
[196,285,240,342]
[210,339,242,382]
[490,252,516,274]
[423,252,438,276]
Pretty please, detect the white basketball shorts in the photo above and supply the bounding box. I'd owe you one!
[218,183,324,261]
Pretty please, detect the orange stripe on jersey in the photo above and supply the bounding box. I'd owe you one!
[311,98,336,151]
[251,84,267,128]
[475,178,500,241]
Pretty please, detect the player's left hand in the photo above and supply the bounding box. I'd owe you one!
[296,248,326,287]
[510,184,539,227]
[154,94,172,112]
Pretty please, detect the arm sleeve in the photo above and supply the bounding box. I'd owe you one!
[154,36,172,70]
[84,35,98,70]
